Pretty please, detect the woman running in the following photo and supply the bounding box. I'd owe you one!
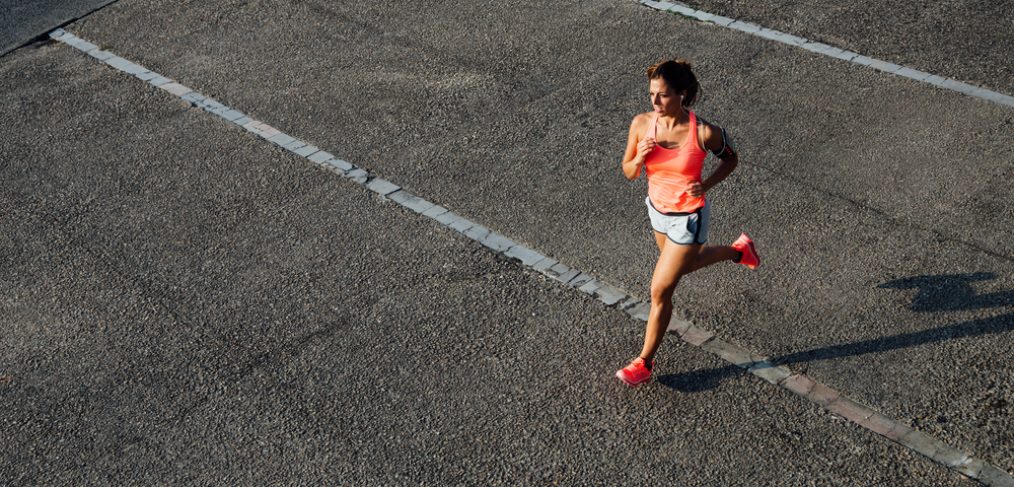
[616,59,760,387]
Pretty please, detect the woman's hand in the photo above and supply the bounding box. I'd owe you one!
[686,181,704,198]
[637,136,656,158]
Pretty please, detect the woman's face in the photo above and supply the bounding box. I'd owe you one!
[649,78,682,115]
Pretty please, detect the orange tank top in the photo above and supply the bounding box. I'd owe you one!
[643,111,707,213]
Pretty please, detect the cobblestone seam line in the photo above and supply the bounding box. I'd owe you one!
[639,0,1014,109]
[48,29,1014,486]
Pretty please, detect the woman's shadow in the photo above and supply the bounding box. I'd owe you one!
[657,272,1014,392]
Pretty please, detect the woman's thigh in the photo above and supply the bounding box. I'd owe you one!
[651,240,701,295]
[653,231,667,252]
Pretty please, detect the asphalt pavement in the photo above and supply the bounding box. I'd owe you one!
[2,44,973,485]
[0,0,115,55]
[677,0,1014,95]
[2,0,1012,484]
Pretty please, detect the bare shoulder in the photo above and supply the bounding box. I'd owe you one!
[696,115,721,139]
[629,111,654,134]
[695,115,725,150]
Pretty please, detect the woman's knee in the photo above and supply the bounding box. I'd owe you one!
[650,280,678,305]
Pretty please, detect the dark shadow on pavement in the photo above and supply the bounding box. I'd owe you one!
[878,272,1014,312]
[658,273,1014,392]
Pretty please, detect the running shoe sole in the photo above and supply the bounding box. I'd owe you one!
[615,370,651,387]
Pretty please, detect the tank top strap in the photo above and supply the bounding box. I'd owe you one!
[688,111,699,149]
[644,112,658,140]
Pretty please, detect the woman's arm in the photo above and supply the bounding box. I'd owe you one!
[697,121,738,193]
[621,115,654,180]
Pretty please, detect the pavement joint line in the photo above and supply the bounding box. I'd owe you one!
[50,28,1014,486]
[640,1,1014,109]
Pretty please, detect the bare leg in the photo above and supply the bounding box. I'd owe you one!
[652,231,667,253]
[686,245,740,273]
[653,232,738,274]
[638,240,700,361]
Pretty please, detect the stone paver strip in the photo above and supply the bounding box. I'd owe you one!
[867,58,903,73]
[505,245,545,267]
[567,272,594,288]
[531,256,558,273]
[979,91,1014,106]
[344,168,369,184]
[400,195,436,214]
[681,325,715,346]
[282,139,306,151]
[706,338,751,362]
[148,75,172,86]
[577,278,603,295]
[825,397,875,423]
[158,82,191,97]
[267,133,296,147]
[87,49,111,60]
[365,178,400,196]
[860,412,903,437]
[258,126,280,139]
[307,151,335,164]
[782,374,817,397]
[895,66,930,81]
[293,144,319,157]
[900,429,949,459]
[72,39,98,52]
[978,465,1014,485]
[748,361,793,385]
[220,109,246,122]
[805,382,841,407]
[180,92,204,104]
[727,20,761,34]
[421,204,449,218]
[593,284,627,307]
[446,217,474,233]
[433,210,459,226]
[480,232,515,253]
[555,268,581,285]
[850,55,876,67]
[625,302,650,322]
[618,297,639,311]
[463,224,491,241]
[544,262,570,278]
[327,159,354,172]
[666,317,691,336]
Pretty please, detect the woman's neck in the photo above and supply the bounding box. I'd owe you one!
[657,108,689,130]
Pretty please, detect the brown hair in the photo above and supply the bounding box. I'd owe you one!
[646,59,700,107]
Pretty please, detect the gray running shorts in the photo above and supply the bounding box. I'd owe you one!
[645,196,710,245]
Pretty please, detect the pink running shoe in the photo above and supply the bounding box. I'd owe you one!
[732,233,760,270]
[615,357,653,387]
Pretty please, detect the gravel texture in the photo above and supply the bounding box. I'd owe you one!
[64,0,1014,472]
[0,41,976,485]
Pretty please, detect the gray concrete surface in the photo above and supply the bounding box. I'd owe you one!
[2,0,1012,483]
[0,0,115,56]
[0,45,973,485]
